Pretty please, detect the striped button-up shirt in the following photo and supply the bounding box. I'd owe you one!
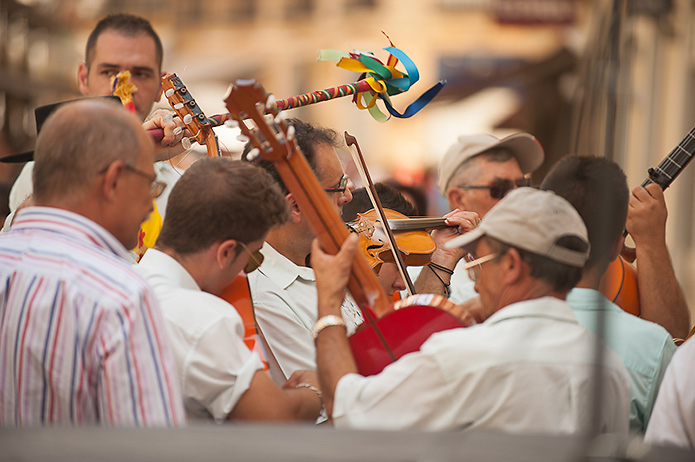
[0,207,185,426]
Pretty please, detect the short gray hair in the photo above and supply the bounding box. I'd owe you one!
[32,99,143,203]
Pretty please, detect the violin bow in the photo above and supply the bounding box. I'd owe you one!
[345,132,416,296]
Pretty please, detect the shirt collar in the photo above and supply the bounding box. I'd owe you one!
[566,287,623,313]
[12,206,131,261]
[138,248,201,291]
[256,242,315,289]
[485,296,579,326]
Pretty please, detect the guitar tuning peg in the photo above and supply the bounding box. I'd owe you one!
[263,114,274,124]
[183,114,193,125]
[247,147,260,161]
[174,103,184,110]
[181,137,192,150]
[287,124,296,141]
[164,114,174,124]
[255,102,264,114]
[173,127,183,136]
[224,119,239,129]
[274,111,288,125]
[237,134,250,143]
[165,89,175,98]
[265,94,277,110]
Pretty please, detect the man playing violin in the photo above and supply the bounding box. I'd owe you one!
[414,133,544,304]
[342,182,479,298]
[136,158,323,422]
[310,187,631,433]
[541,155,677,432]
[241,118,358,386]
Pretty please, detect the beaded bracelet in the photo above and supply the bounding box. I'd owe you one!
[427,262,453,297]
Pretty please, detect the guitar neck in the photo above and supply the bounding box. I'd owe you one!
[224,81,392,316]
[642,126,695,190]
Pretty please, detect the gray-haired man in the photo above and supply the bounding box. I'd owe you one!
[309,188,630,434]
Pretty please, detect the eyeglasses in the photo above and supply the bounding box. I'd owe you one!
[457,177,531,200]
[463,252,500,282]
[324,175,349,195]
[238,241,265,274]
[124,164,167,198]
[99,163,167,198]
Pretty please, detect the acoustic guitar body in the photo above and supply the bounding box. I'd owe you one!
[219,274,269,372]
[349,295,474,376]
[598,255,640,317]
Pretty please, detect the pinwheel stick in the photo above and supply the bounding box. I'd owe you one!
[274,80,372,110]
[204,80,373,128]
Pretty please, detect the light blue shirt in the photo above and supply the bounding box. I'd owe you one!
[566,288,676,432]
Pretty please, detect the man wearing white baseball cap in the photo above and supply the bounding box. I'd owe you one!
[415,133,545,306]
[311,187,631,434]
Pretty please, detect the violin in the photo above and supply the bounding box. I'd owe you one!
[348,208,437,272]
[225,80,473,376]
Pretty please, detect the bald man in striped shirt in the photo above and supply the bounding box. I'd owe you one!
[0,99,185,426]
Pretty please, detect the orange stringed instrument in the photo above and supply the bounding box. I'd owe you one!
[599,124,695,317]
[161,73,222,157]
[161,74,270,369]
[224,80,473,376]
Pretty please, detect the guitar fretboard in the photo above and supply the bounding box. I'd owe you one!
[643,126,695,190]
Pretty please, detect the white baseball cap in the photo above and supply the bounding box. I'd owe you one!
[437,133,544,196]
[445,187,590,267]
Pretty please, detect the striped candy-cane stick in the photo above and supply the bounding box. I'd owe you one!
[204,80,374,127]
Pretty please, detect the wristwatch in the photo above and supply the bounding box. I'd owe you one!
[312,314,346,339]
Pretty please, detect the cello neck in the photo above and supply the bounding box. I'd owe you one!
[224,81,392,316]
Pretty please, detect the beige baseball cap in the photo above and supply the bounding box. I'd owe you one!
[437,133,544,196]
[445,187,589,267]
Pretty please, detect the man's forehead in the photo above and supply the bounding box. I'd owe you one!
[91,30,159,66]
[315,144,343,180]
[477,156,523,179]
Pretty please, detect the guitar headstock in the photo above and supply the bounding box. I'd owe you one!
[162,73,218,152]
[223,80,295,163]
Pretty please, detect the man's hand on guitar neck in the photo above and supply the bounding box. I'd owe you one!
[627,183,690,339]
[143,109,188,162]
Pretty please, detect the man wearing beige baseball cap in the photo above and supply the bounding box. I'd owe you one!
[415,133,544,305]
[310,187,630,433]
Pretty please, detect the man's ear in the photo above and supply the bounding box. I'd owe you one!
[608,235,625,262]
[447,187,464,211]
[154,70,165,102]
[287,193,302,223]
[100,160,124,202]
[77,62,90,96]
[216,239,239,269]
[501,248,524,285]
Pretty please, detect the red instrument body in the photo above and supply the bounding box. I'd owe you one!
[224,81,472,376]
[349,295,473,375]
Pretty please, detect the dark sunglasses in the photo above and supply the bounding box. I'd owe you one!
[457,177,531,200]
[238,241,264,274]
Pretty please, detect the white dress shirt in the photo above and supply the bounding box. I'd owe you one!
[248,243,363,385]
[137,249,263,422]
[645,336,695,449]
[333,297,631,434]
